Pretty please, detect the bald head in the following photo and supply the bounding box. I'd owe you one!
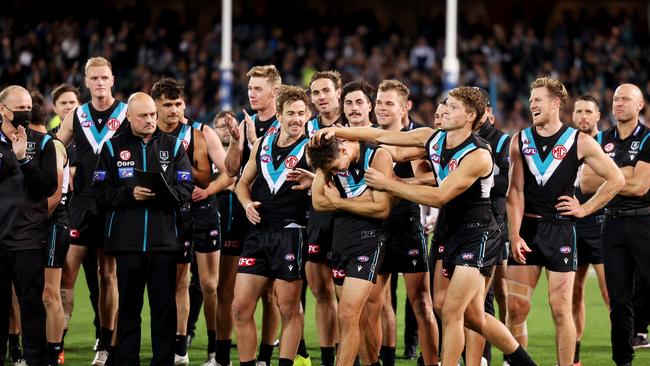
[613,83,645,124]
[0,85,30,105]
[127,92,158,138]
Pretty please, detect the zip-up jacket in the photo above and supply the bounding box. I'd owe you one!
[0,126,58,250]
[93,128,194,253]
[0,130,24,240]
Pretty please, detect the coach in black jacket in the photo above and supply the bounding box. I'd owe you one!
[93,92,193,366]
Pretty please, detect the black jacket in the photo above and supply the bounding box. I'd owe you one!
[0,126,57,250]
[93,128,194,253]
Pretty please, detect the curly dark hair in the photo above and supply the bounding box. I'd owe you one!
[307,136,341,172]
[151,77,185,101]
[341,78,376,125]
[30,90,47,126]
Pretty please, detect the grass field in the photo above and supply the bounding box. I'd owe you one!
[55,268,650,366]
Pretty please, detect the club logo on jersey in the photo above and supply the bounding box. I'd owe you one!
[260,154,272,163]
[523,138,530,145]
[26,142,35,151]
[81,120,93,128]
[238,257,256,266]
[357,255,370,263]
[308,244,320,254]
[559,246,572,254]
[604,143,614,152]
[408,249,420,257]
[209,230,219,237]
[462,253,474,260]
[284,155,299,169]
[266,126,279,135]
[448,159,458,171]
[176,171,191,181]
[119,150,131,160]
[181,140,189,151]
[93,170,107,182]
[118,167,134,179]
[632,141,640,150]
[284,253,295,261]
[430,154,441,163]
[332,269,346,279]
[160,151,169,161]
[523,147,537,156]
[433,143,439,150]
[107,118,120,131]
[552,145,567,160]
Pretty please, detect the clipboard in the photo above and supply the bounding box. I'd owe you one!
[134,168,180,205]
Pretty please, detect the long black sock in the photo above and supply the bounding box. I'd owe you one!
[8,333,20,348]
[62,328,68,347]
[207,330,216,354]
[321,346,335,366]
[175,334,188,356]
[241,360,256,366]
[380,345,396,366]
[98,327,113,351]
[258,342,274,365]
[279,358,294,366]
[353,356,360,366]
[47,342,63,365]
[297,339,309,358]
[216,339,232,365]
[504,345,537,366]
[573,341,581,364]
[368,362,381,366]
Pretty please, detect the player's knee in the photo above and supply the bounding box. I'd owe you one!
[549,298,572,323]
[232,298,255,322]
[432,295,444,317]
[507,295,530,322]
[310,283,335,304]
[277,299,302,320]
[338,304,361,326]
[42,285,60,308]
[200,278,217,295]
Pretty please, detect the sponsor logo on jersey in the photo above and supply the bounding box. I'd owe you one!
[119,150,131,160]
[238,257,256,266]
[177,170,191,181]
[70,229,80,238]
[93,170,107,182]
[308,244,320,254]
[522,147,537,156]
[107,118,121,131]
[430,154,441,163]
[261,154,272,163]
[118,167,134,178]
[116,160,135,167]
[438,245,444,253]
[332,269,346,278]
[284,155,299,169]
[552,145,567,160]
[284,253,295,261]
[559,246,572,254]
[604,143,614,152]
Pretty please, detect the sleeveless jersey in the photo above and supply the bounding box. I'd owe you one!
[240,113,280,175]
[252,133,309,229]
[49,135,70,223]
[389,126,420,218]
[425,131,495,234]
[72,100,129,194]
[519,125,581,219]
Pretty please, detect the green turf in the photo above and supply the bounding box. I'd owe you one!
[56,268,650,365]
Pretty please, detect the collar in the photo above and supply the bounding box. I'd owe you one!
[613,121,642,141]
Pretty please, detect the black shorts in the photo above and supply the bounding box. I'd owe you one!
[498,222,510,262]
[45,222,70,268]
[191,202,221,254]
[443,226,500,278]
[380,214,429,273]
[575,214,604,266]
[176,205,194,264]
[219,199,248,257]
[305,220,333,264]
[237,225,305,281]
[508,216,577,272]
[331,228,386,286]
[69,195,104,247]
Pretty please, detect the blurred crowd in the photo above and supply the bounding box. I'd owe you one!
[1,7,649,133]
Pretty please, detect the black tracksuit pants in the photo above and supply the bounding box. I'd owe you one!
[0,249,47,366]
[113,252,177,366]
[603,215,650,365]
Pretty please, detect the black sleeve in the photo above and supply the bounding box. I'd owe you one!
[170,146,195,206]
[93,143,136,209]
[492,135,511,197]
[636,134,650,163]
[21,139,57,197]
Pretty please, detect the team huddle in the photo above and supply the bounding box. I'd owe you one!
[0,56,648,366]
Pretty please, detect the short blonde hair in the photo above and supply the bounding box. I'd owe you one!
[276,85,310,114]
[84,57,112,75]
[378,79,410,105]
[530,77,568,105]
[247,65,282,87]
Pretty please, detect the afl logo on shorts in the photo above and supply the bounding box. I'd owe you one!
[604,143,614,152]
[107,118,120,131]
[284,156,299,169]
[408,249,420,256]
[81,120,93,128]
[430,154,440,163]
[462,252,474,260]
[559,246,572,254]
[119,150,131,160]
[522,147,537,156]
[357,255,370,263]
[261,154,272,163]
[209,230,219,237]
[284,253,295,261]
[238,257,256,266]
[448,159,458,171]
[552,145,567,160]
